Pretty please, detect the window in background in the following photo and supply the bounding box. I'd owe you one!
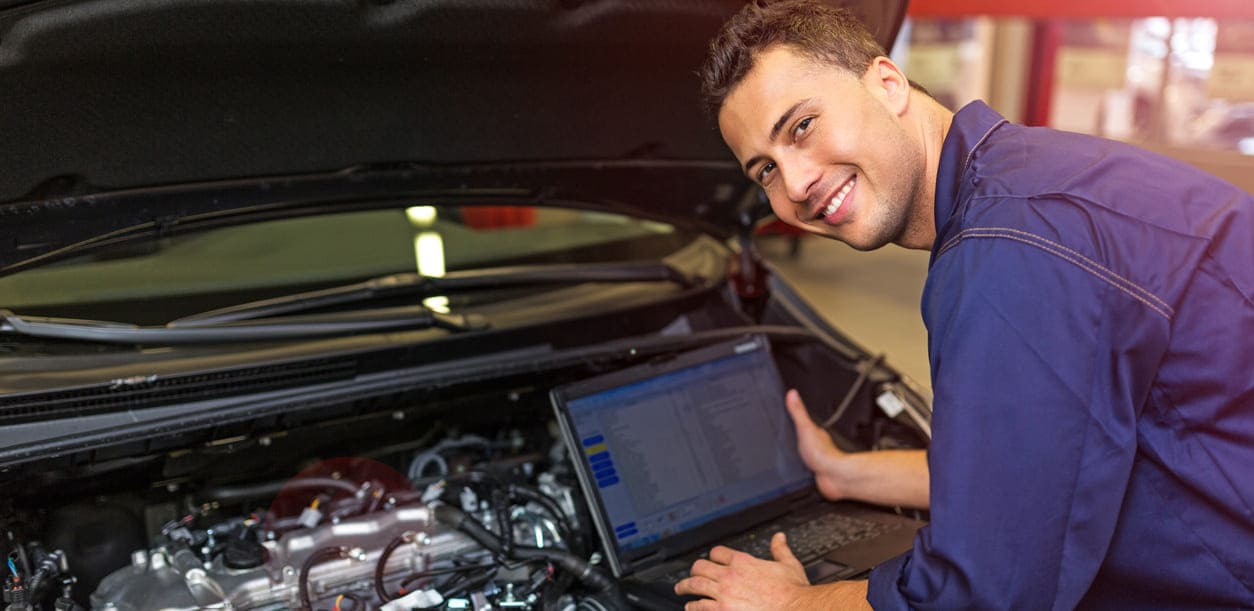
[896,18,993,112]
[900,14,1254,162]
[1194,20,1254,154]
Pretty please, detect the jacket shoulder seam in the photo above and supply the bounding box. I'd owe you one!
[936,227,1174,320]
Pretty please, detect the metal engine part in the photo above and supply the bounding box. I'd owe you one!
[91,505,480,610]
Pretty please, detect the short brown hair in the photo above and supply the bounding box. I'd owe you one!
[700,0,887,117]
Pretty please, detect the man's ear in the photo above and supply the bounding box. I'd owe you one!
[864,56,910,116]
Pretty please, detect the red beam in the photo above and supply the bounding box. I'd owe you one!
[908,0,1254,19]
[1022,21,1061,127]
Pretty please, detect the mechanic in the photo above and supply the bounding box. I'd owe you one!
[673,1,1254,609]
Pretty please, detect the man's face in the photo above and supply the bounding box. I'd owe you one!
[718,46,925,251]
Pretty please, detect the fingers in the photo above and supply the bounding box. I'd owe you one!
[770,532,804,571]
[707,545,742,565]
[684,600,720,611]
[688,558,728,580]
[675,575,720,598]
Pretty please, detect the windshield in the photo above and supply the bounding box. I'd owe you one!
[0,205,698,325]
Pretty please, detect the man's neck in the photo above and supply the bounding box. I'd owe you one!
[896,94,954,251]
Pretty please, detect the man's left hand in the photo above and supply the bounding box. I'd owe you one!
[674,532,809,610]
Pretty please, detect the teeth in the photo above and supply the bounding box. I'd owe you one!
[818,176,855,219]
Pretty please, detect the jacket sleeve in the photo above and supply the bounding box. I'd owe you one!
[866,229,1167,610]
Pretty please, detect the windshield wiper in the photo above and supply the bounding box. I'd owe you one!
[170,261,694,327]
[0,306,486,346]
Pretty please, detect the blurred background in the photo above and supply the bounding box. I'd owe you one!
[763,0,1254,394]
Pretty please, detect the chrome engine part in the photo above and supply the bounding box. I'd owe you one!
[90,475,583,611]
[92,505,483,610]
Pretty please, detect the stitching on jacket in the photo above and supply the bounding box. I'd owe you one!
[966,227,1173,312]
[939,228,1174,320]
[938,233,964,256]
[960,119,1009,178]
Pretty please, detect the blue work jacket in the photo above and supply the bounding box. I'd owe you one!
[868,101,1254,609]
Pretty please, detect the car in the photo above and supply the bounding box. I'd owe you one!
[0,1,928,609]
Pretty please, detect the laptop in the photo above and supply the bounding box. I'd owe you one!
[550,335,924,609]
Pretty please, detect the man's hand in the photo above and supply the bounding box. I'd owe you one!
[786,389,930,508]
[674,532,809,610]
[785,389,853,500]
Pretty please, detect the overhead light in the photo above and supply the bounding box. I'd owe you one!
[406,206,438,228]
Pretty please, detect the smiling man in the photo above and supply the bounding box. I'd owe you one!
[674,1,1254,609]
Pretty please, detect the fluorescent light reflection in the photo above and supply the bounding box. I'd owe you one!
[406,206,438,227]
[415,231,449,313]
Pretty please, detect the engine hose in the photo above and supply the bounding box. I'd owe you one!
[374,535,408,602]
[204,477,362,503]
[297,546,345,611]
[493,489,513,556]
[432,504,617,594]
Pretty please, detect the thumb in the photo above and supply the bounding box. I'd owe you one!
[770,532,804,570]
[785,389,817,431]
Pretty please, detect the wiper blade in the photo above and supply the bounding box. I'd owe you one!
[0,307,487,346]
[171,261,693,327]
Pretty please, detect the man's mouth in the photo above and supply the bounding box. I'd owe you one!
[812,174,856,222]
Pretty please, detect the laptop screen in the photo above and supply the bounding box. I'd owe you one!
[551,336,812,575]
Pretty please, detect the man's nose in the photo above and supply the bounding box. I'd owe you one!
[780,160,820,206]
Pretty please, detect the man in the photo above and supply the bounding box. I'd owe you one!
[674,1,1254,609]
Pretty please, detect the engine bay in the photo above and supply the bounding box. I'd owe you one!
[0,333,929,611]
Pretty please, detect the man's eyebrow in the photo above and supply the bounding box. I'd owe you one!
[741,100,809,177]
[770,100,807,142]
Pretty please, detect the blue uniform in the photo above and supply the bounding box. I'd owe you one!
[868,101,1254,609]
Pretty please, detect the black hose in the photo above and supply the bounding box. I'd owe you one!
[493,489,514,556]
[26,554,57,598]
[432,504,617,594]
[442,565,499,598]
[398,562,496,593]
[298,546,344,610]
[204,477,361,503]
[374,535,408,602]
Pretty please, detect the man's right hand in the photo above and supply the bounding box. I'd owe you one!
[784,389,853,500]
[785,388,931,509]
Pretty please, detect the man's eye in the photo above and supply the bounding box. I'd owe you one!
[793,117,813,139]
[757,162,776,183]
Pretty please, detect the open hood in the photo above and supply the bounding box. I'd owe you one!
[0,0,906,269]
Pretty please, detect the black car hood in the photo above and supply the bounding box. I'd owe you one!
[0,0,905,268]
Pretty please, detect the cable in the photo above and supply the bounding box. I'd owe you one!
[823,353,886,429]
[494,489,514,556]
[339,592,368,610]
[508,484,580,553]
[297,546,345,611]
[432,504,618,594]
[373,535,409,602]
[441,565,498,598]
[398,562,497,593]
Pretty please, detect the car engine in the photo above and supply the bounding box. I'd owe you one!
[3,423,630,611]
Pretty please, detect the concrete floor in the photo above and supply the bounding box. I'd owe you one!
[759,234,934,393]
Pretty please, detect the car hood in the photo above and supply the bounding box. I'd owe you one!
[0,0,905,269]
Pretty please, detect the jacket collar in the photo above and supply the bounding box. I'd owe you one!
[932,100,1008,260]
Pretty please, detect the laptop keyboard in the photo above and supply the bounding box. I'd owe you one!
[658,512,891,585]
[726,512,888,563]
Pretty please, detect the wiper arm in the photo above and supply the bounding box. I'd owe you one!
[0,307,487,346]
[171,261,693,327]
